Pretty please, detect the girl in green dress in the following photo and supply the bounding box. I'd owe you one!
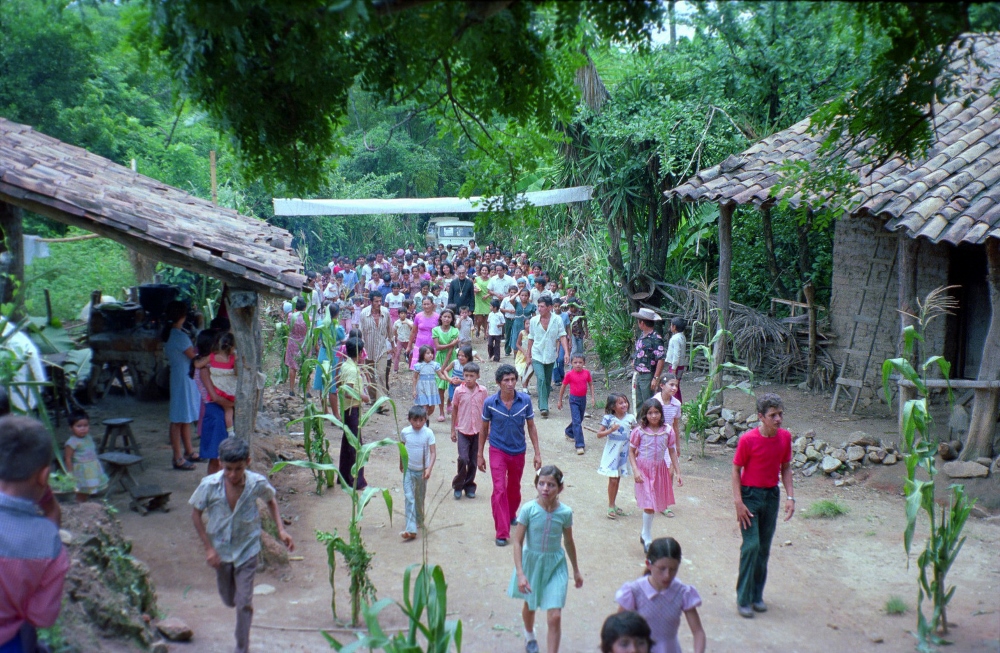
[64,410,108,503]
[432,308,459,422]
[510,465,583,653]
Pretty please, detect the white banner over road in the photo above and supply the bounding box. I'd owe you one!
[273,186,593,216]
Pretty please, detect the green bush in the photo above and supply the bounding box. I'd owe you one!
[802,499,849,519]
[885,595,909,615]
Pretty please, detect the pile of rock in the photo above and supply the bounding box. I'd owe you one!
[790,430,898,478]
[702,407,758,447]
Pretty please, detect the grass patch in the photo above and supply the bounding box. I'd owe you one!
[802,499,849,519]
[885,596,909,615]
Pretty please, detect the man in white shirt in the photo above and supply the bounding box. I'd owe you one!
[359,294,392,412]
[1,321,47,412]
[524,296,569,418]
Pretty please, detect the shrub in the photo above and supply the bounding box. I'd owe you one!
[802,499,849,519]
[885,596,909,615]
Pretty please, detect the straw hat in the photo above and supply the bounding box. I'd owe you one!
[630,307,662,321]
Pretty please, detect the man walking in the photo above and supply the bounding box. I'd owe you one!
[359,294,392,410]
[477,364,541,547]
[732,393,795,618]
[631,307,665,408]
[524,295,570,418]
[448,265,476,314]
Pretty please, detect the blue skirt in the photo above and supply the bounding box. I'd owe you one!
[200,402,229,459]
[312,346,339,392]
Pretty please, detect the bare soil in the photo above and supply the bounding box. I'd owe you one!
[88,360,1000,653]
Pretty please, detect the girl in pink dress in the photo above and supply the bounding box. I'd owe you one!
[408,297,440,369]
[654,374,684,517]
[284,297,308,395]
[629,399,681,553]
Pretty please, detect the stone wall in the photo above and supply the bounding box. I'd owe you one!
[829,215,950,384]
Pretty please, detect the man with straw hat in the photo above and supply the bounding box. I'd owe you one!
[630,307,665,408]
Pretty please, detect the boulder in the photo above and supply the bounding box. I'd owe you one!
[821,456,842,474]
[867,450,886,464]
[802,464,818,477]
[793,437,809,454]
[715,418,726,427]
[793,452,808,464]
[813,439,828,453]
[805,446,822,462]
[721,408,737,422]
[941,461,990,479]
[724,422,737,439]
[849,431,881,448]
[802,429,817,440]
[883,453,898,465]
[705,432,724,444]
[156,618,193,642]
[150,641,170,653]
[726,436,740,448]
[831,448,848,462]
[975,457,993,467]
[937,442,959,461]
[746,420,759,429]
[846,446,866,462]
[734,411,745,423]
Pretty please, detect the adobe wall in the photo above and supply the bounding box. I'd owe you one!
[828,215,950,383]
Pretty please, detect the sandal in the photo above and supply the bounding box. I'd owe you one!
[606,508,617,520]
[437,415,446,422]
[172,459,195,471]
[185,453,202,463]
[663,509,675,518]
[614,507,627,517]
[400,532,417,541]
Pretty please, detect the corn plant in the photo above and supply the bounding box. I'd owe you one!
[881,288,974,651]
[326,564,462,653]
[289,403,337,493]
[271,392,401,627]
[682,327,754,456]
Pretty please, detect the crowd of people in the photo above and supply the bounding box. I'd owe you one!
[0,239,798,653]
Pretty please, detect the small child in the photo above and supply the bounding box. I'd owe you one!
[399,406,436,541]
[0,415,68,648]
[386,282,406,326]
[487,299,505,362]
[393,308,414,373]
[63,410,108,502]
[412,345,447,420]
[629,400,681,553]
[665,317,688,403]
[413,282,431,308]
[190,437,294,653]
[600,611,653,653]
[513,322,534,389]
[208,332,237,436]
[456,305,473,348]
[509,465,583,653]
[596,393,635,519]
[615,537,706,653]
[432,284,448,312]
[655,373,684,511]
[568,301,588,356]
[557,355,596,455]
[450,362,487,500]
[445,346,472,413]
[500,286,518,357]
[339,337,370,490]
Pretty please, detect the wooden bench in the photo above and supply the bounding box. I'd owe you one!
[98,451,171,515]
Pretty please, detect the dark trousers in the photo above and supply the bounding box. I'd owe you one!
[737,485,780,606]
[502,320,514,355]
[553,346,565,385]
[488,335,502,361]
[338,406,367,490]
[452,432,479,493]
[564,395,587,448]
[216,557,258,653]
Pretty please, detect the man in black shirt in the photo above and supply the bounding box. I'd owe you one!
[448,264,475,313]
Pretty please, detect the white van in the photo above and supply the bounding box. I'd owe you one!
[426,218,476,248]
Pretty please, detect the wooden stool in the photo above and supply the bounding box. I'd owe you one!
[99,418,142,465]
[127,484,172,516]
[98,452,144,494]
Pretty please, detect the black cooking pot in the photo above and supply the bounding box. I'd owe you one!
[138,284,179,319]
[96,302,143,331]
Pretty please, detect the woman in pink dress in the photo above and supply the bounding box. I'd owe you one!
[285,297,309,395]
[407,297,439,369]
[629,398,681,553]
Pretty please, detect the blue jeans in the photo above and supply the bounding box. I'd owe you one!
[403,468,427,533]
[572,336,584,356]
[564,394,586,448]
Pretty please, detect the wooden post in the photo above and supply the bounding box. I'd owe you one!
[226,289,262,440]
[0,201,24,317]
[803,281,817,389]
[961,239,1000,461]
[897,234,919,436]
[712,202,734,403]
[210,151,217,206]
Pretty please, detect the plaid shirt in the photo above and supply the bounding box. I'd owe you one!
[189,471,276,567]
[632,330,665,374]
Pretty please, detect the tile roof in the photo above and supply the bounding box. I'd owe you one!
[0,118,305,297]
[670,34,1000,245]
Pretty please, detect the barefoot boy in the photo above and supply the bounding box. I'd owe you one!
[190,437,294,653]
[450,362,488,500]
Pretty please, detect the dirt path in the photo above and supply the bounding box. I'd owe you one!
[95,362,1000,653]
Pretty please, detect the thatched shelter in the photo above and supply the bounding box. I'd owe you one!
[670,34,1000,461]
[0,117,305,436]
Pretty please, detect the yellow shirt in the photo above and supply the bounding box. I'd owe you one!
[339,358,363,409]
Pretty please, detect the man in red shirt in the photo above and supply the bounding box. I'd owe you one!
[732,393,795,618]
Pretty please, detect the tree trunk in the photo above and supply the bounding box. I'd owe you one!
[897,235,919,437]
[761,204,789,298]
[668,0,677,46]
[961,239,1000,461]
[804,281,817,388]
[0,202,24,318]
[713,203,734,403]
[226,289,262,441]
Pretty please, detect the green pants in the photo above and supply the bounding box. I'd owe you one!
[634,371,655,409]
[737,485,780,607]
[532,361,554,411]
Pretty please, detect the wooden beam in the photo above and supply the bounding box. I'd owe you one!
[897,234,918,434]
[712,202,734,401]
[961,238,1000,461]
[0,202,24,318]
[897,379,1000,389]
[227,289,262,441]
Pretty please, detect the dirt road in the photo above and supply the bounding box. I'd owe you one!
[100,367,1000,653]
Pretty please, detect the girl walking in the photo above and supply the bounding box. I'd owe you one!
[444,346,472,414]
[412,345,448,420]
[596,394,635,519]
[284,297,309,396]
[63,411,108,502]
[509,465,583,653]
[432,308,460,420]
[408,297,440,368]
[615,538,706,653]
[655,373,684,517]
[629,400,682,553]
